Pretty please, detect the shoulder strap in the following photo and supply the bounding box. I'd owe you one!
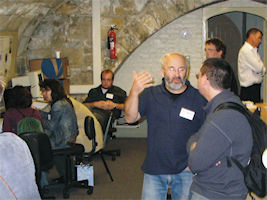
[215,102,251,120]
[215,102,251,171]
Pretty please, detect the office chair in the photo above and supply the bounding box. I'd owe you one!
[20,132,92,199]
[19,132,54,198]
[53,142,93,198]
[84,115,114,182]
[102,112,121,161]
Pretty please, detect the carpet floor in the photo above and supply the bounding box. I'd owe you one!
[43,137,266,200]
[46,138,147,200]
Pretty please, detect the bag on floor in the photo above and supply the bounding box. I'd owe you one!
[76,163,94,186]
[215,102,267,198]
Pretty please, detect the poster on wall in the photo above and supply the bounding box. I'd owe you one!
[0,36,12,77]
[0,32,17,86]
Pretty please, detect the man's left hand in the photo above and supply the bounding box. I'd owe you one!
[103,100,117,110]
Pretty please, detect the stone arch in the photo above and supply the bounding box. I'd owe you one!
[202,1,267,100]
[17,0,84,75]
[114,0,267,95]
[106,0,225,72]
[17,1,68,73]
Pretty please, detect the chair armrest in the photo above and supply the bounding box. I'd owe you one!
[53,143,84,156]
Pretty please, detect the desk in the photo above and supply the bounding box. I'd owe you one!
[255,103,267,124]
[114,120,147,138]
[32,99,49,110]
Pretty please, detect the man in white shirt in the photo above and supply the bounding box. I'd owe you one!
[238,28,266,103]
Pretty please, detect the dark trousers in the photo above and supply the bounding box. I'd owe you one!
[240,83,261,103]
[89,107,121,134]
[92,109,111,133]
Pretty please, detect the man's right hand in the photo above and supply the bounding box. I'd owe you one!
[124,71,153,123]
[130,71,153,96]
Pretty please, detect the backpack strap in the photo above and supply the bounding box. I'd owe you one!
[215,102,250,119]
[215,102,251,172]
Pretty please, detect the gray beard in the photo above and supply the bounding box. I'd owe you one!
[165,78,186,91]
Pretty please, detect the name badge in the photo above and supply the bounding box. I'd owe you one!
[179,108,195,120]
[106,93,114,99]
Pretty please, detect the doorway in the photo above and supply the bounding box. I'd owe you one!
[208,11,264,98]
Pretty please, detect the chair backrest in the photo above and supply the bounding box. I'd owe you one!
[70,96,104,153]
[19,132,54,179]
[19,133,41,184]
[84,116,97,153]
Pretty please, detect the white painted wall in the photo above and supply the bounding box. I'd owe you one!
[115,0,267,95]
[114,9,203,93]
[114,0,267,138]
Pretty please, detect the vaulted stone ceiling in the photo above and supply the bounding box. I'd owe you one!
[0,0,266,86]
[0,0,90,57]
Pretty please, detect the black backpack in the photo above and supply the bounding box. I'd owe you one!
[215,102,267,198]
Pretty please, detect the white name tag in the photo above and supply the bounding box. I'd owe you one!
[179,108,195,120]
[106,93,114,99]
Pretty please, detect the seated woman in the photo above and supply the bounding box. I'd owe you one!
[2,86,43,134]
[39,79,78,149]
[39,79,79,183]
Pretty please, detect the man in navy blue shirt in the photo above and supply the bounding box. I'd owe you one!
[125,52,206,200]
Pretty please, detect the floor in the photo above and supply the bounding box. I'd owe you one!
[45,138,146,199]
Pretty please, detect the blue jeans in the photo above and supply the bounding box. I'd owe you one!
[142,169,193,200]
[189,191,209,200]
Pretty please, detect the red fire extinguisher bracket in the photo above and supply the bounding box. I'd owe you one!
[108,25,118,59]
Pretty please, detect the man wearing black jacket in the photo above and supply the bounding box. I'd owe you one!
[84,70,127,132]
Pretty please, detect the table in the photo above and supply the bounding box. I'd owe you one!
[255,103,267,124]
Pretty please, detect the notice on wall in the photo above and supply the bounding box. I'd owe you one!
[0,36,12,78]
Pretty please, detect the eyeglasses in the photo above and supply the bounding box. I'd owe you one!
[167,67,186,73]
[204,48,217,52]
[102,78,113,82]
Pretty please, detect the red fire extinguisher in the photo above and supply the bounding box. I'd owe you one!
[108,25,118,59]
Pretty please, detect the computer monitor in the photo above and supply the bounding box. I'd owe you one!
[11,71,43,98]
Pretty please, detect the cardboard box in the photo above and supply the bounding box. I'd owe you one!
[29,57,68,79]
[60,78,70,95]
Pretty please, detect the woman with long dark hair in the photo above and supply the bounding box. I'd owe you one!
[39,79,78,149]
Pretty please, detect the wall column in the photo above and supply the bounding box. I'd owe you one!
[70,0,101,94]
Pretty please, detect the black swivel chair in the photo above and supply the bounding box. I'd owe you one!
[53,142,93,198]
[83,115,114,182]
[19,132,54,198]
[20,132,92,199]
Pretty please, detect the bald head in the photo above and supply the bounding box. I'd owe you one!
[160,53,186,69]
[160,52,187,94]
